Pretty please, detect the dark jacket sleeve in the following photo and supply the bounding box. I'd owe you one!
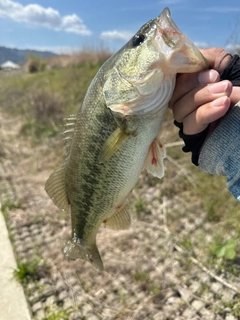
[198,102,240,201]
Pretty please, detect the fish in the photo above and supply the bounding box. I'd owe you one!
[45,7,208,271]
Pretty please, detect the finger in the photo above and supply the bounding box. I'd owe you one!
[172,80,232,123]
[182,96,231,135]
[199,48,232,71]
[170,69,220,109]
[230,86,240,107]
[170,72,200,107]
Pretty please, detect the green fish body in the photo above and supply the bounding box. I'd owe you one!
[45,8,208,270]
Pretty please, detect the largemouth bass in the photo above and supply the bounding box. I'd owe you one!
[45,8,208,270]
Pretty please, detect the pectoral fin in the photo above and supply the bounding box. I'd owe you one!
[104,204,131,230]
[144,137,166,179]
[98,127,129,163]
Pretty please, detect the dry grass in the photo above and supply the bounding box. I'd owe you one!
[21,47,112,74]
[34,47,112,71]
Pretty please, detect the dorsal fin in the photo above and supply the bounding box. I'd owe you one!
[45,165,70,211]
[45,114,77,212]
[62,114,77,154]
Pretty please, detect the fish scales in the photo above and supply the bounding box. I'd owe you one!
[66,71,159,233]
[45,8,208,270]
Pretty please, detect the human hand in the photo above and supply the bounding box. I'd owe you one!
[170,48,240,136]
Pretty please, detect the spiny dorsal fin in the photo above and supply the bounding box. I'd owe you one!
[104,204,131,230]
[62,114,77,154]
[45,115,77,212]
[45,165,69,211]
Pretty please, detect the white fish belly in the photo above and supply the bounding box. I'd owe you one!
[105,115,163,211]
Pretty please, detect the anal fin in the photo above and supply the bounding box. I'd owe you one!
[144,136,166,179]
[104,204,131,230]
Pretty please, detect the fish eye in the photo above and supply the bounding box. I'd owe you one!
[132,34,145,47]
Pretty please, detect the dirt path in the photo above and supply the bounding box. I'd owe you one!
[1,111,240,320]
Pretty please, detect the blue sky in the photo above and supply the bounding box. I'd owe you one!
[0,0,240,54]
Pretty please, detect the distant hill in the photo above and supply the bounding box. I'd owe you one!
[0,46,57,65]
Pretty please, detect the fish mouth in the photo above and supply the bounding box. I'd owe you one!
[156,7,180,35]
[155,7,209,70]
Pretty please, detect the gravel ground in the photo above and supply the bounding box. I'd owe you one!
[1,112,240,320]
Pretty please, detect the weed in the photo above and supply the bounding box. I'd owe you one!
[135,198,151,220]
[232,302,240,317]
[14,257,50,285]
[31,91,63,125]
[149,282,162,296]
[135,198,146,214]
[21,119,59,142]
[59,210,68,220]
[223,261,240,277]
[0,64,100,135]
[198,283,210,296]
[42,305,73,320]
[132,270,150,282]
[209,238,237,260]
[132,271,164,297]
[27,55,46,73]
[205,200,221,222]
[1,197,22,220]
[180,239,193,250]
[216,301,240,318]
[20,90,64,141]
[132,270,151,292]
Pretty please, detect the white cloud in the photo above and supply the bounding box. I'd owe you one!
[100,30,133,42]
[62,14,91,35]
[225,44,240,53]
[0,0,91,35]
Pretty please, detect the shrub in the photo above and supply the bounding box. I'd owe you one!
[20,90,64,140]
[27,55,46,73]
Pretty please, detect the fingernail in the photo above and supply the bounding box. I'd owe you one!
[198,69,219,84]
[208,81,228,94]
[211,96,228,107]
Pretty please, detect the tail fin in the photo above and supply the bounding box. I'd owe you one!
[63,237,104,271]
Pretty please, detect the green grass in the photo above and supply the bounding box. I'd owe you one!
[209,238,237,260]
[134,198,151,220]
[132,270,150,282]
[14,257,50,285]
[1,198,22,220]
[42,306,73,320]
[0,63,100,144]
